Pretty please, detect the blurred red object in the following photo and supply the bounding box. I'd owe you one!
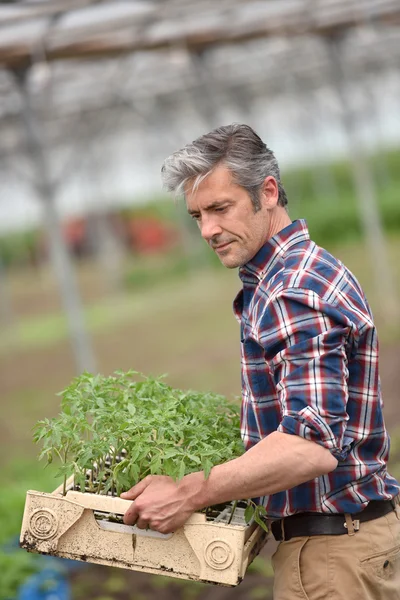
[63,218,87,257]
[127,217,176,253]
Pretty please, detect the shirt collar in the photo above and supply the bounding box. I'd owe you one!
[239,219,310,283]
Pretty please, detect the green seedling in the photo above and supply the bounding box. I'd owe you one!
[33,370,268,532]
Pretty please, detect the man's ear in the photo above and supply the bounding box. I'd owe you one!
[260,176,279,209]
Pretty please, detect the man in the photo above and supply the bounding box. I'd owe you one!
[121,124,400,599]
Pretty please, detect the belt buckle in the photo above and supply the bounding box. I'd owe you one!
[344,518,360,533]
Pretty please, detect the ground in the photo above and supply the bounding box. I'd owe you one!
[69,562,275,600]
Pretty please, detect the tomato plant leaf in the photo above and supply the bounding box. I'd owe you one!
[244,503,255,524]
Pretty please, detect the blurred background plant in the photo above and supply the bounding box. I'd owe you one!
[1,0,400,598]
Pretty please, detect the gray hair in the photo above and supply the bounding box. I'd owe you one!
[161,123,288,210]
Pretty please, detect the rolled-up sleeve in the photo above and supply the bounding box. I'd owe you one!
[258,288,354,461]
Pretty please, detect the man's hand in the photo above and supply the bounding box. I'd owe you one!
[120,474,200,534]
[119,432,337,535]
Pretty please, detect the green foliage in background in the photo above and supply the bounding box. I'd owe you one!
[34,371,244,496]
[0,460,60,600]
[282,149,400,246]
[0,230,41,268]
[289,185,400,247]
[1,551,40,600]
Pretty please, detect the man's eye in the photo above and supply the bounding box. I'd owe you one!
[215,206,227,213]
[191,214,201,221]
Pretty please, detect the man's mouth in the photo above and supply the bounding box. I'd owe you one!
[214,242,232,252]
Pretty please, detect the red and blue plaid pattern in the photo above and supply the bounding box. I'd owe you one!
[234,220,399,517]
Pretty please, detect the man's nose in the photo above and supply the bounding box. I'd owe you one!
[199,216,223,242]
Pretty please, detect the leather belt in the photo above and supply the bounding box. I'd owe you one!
[270,498,397,542]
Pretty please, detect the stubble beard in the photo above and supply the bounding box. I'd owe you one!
[216,245,248,269]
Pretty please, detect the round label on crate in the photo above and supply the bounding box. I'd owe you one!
[204,539,235,570]
[29,508,58,539]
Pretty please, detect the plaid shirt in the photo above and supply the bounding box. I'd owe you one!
[234,219,399,517]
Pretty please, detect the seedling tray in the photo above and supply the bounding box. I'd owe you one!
[20,478,268,586]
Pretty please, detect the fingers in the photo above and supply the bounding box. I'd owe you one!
[120,475,178,532]
[120,476,152,500]
[122,502,150,529]
[135,517,150,530]
[121,476,154,526]
[123,501,139,525]
[123,509,149,530]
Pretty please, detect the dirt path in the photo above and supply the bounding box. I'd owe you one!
[69,563,274,600]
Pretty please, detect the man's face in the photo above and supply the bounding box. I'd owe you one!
[185,164,274,269]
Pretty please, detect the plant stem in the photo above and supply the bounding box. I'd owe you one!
[111,446,117,497]
[62,445,69,496]
[227,500,238,525]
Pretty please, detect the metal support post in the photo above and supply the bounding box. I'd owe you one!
[11,66,96,373]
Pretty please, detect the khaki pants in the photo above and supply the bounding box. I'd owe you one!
[271,507,400,600]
